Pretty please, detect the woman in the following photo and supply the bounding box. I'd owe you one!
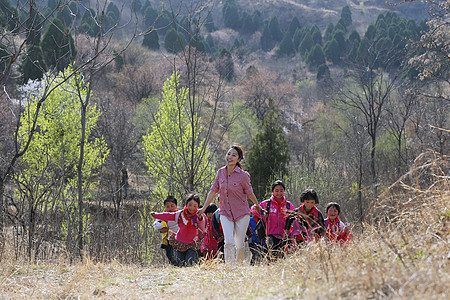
[198,145,261,265]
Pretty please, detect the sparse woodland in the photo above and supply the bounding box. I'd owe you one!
[0,0,448,298]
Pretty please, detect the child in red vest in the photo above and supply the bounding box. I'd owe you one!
[251,180,295,258]
[151,193,206,266]
[324,202,353,245]
[287,189,325,244]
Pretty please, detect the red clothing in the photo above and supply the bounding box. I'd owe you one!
[153,211,206,244]
[324,217,352,244]
[201,218,218,256]
[211,166,254,222]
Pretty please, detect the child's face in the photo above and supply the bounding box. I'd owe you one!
[186,200,199,214]
[272,185,285,199]
[206,212,214,220]
[327,206,339,221]
[303,199,315,211]
[164,201,177,212]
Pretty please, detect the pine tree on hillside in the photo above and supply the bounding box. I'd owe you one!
[306,44,326,68]
[341,5,352,27]
[20,45,46,84]
[323,38,341,63]
[260,23,273,52]
[277,32,295,57]
[41,18,76,71]
[268,16,283,42]
[143,30,160,50]
[164,28,184,54]
[288,16,301,36]
[298,31,313,57]
[247,98,290,199]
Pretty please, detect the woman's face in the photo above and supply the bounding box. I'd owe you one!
[327,206,339,221]
[186,200,199,214]
[225,148,240,167]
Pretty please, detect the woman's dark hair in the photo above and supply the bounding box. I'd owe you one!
[271,180,286,191]
[185,193,201,206]
[231,144,245,169]
[205,203,218,214]
[326,202,341,215]
[164,195,177,206]
[300,189,319,204]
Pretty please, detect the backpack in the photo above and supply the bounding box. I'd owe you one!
[255,200,292,241]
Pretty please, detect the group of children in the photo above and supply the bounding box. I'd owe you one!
[151,181,352,267]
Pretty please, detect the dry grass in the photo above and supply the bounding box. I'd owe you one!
[1,152,448,299]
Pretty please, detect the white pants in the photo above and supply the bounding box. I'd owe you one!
[220,214,250,265]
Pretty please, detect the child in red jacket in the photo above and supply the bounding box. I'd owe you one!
[151,193,206,266]
[324,202,352,245]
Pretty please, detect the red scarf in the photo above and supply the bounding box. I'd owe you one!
[271,195,288,218]
[181,206,197,229]
[326,217,340,240]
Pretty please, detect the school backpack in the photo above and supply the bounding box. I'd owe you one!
[255,200,292,241]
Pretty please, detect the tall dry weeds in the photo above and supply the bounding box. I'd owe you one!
[0,150,448,299]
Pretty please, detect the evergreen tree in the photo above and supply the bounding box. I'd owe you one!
[164,28,183,54]
[310,25,322,45]
[247,98,290,199]
[306,44,326,68]
[323,38,341,63]
[142,30,160,50]
[241,12,257,35]
[317,63,330,81]
[223,0,241,29]
[332,30,347,53]
[20,45,46,83]
[277,32,295,57]
[268,16,283,42]
[348,30,361,45]
[288,16,301,36]
[324,22,335,42]
[292,28,304,49]
[341,6,352,27]
[298,31,313,56]
[79,8,99,37]
[41,18,76,71]
[260,23,273,51]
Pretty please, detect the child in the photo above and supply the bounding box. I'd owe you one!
[287,189,325,244]
[200,203,219,259]
[152,195,179,265]
[151,193,206,266]
[324,202,353,245]
[248,213,267,265]
[251,180,295,258]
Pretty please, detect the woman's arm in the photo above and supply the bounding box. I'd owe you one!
[198,190,217,215]
[247,193,261,213]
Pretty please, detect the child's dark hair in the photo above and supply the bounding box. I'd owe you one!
[205,203,218,214]
[185,193,201,206]
[164,195,177,206]
[326,202,341,215]
[271,180,286,191]
[231,144,245,169]
[300,189,319,204]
